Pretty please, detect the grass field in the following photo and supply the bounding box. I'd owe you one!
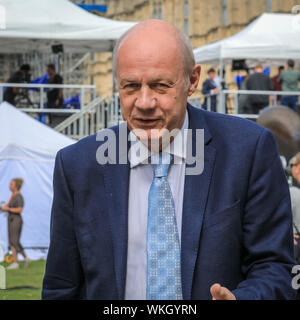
[0,260,45,300]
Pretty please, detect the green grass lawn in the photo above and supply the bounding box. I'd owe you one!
[0,260,46,300]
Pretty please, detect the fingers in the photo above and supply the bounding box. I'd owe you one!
[210,283,236,300]
[210,283,225,300]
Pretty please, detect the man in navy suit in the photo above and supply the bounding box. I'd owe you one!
[42,20,296,300]
[202,68,219,112]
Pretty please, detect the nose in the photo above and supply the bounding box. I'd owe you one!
[134,86,156,110]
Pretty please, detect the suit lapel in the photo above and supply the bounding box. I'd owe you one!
[101,124,130,300]
[181,105,216,299]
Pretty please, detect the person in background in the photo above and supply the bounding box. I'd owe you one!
[246,64,273,114]
[46,64,64,124]
[272,66,284,104]
[290,185,300,262]
[2,178,30,269]
[214,68,227,90]
[202,68,219,112]
[46,64,63,109]
[290,152,300,188]
[214,68,229,112]
[279,59,300,112]
[3,64,31,106]
[238,73,250,113]
[289,153,300,266]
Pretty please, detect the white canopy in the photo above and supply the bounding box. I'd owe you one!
[0,102,75,258]
[0,0,137,53]
[193,13,300,65]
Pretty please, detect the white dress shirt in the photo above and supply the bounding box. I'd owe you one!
[125,111,188,300]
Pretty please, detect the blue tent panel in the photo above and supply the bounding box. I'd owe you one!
[78,4,107,13]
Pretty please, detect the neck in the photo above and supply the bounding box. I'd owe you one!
[12,190,19,196]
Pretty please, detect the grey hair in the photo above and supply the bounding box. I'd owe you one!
[112,21,196,89]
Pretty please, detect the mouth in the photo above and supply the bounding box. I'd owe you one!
[134,118,161,127]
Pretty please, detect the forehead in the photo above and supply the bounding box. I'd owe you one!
[117,29,184,78]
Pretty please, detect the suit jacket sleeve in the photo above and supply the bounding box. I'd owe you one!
[42,150,84,299]
[232,129,296,300]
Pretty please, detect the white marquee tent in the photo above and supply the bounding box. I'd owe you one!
[0,102,75,260]
[193,13,300,66]
[0,0,137,53]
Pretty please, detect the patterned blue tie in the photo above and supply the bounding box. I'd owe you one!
[146,152,183,300]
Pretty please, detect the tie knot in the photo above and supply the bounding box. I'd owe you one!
[152,153,173,178]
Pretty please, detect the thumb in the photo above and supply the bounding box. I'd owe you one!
[210,283,236,300]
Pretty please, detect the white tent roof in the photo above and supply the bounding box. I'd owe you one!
[0,0,137,53]
[0,102,75,160]
[193,13,300,65]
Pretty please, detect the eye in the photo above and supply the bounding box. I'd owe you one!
[151,83,169,89]
[121,83,140,91]
[126,83,140,89]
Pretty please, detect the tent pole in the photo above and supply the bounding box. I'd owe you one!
[219,58,225,114]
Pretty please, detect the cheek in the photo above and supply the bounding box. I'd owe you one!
[160,94,186,128]
[120,96,134,118]
[158,93,178,110]
[159,94,183,115]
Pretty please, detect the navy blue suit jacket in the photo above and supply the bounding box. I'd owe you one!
[202,79,217,111]
[42,104,296,300]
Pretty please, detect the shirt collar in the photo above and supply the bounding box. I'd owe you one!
[129,110,189,169]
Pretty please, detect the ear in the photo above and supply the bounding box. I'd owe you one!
[187,64,201,96]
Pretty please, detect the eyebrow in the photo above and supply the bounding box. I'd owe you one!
[120,77,175,85]
[120,78,138,82]
[119,78,140,86]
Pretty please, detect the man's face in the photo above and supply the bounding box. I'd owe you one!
[208,71,215,80]
[291,163,300,183]
[116,32,193,144]
[47,67,54,77]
